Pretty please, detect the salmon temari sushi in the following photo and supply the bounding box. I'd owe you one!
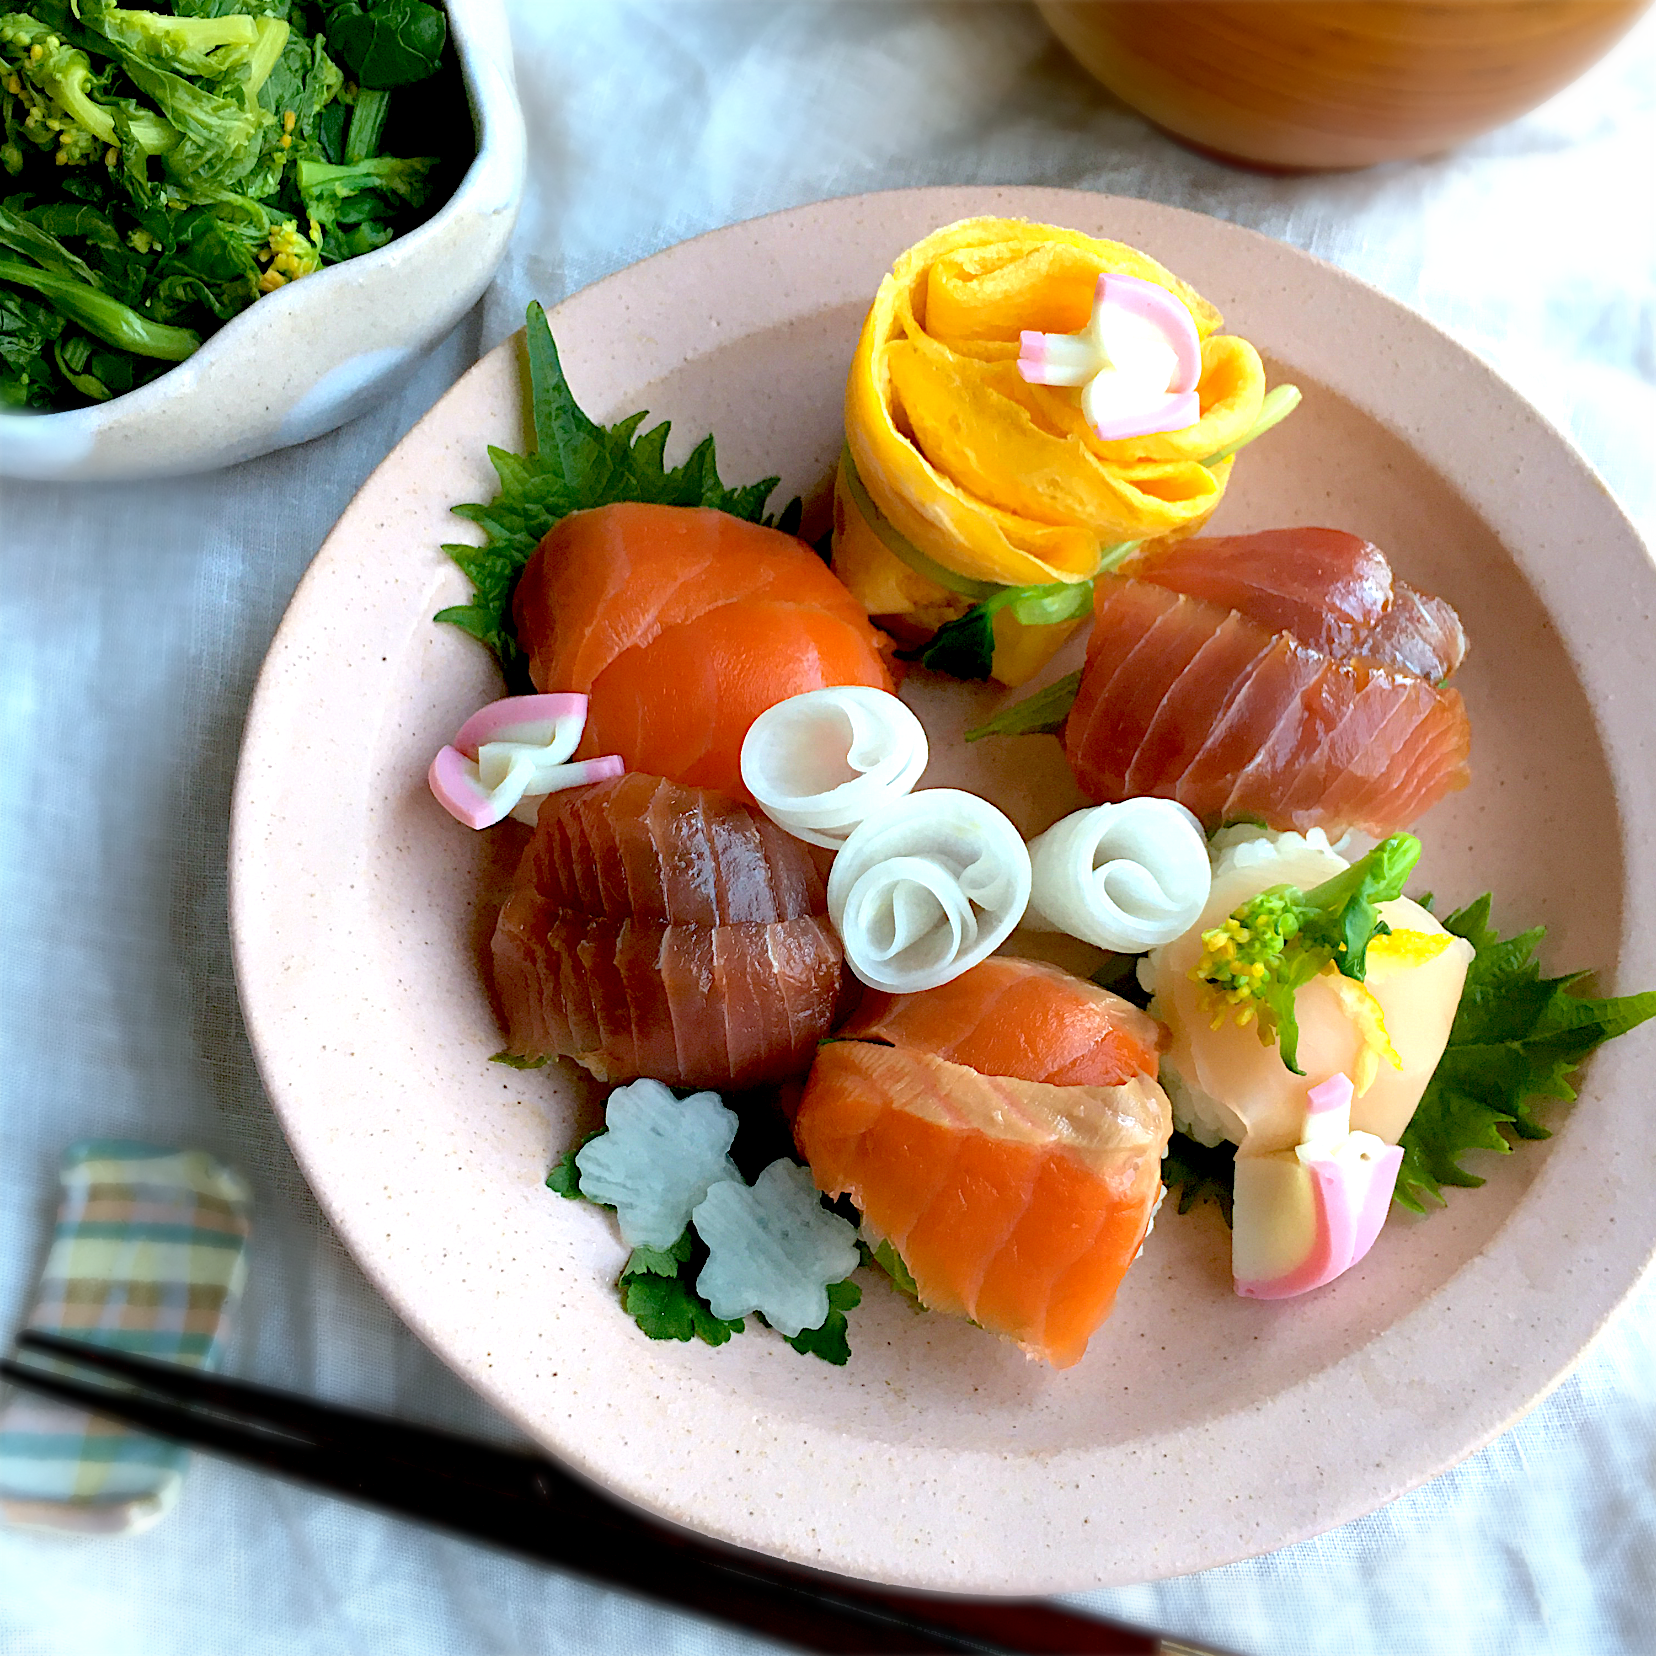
[795,958,1172,1368]
[513,502,896,803]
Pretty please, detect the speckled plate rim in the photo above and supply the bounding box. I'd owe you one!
[230,186,1656,1592]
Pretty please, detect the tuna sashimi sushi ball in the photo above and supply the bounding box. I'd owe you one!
[795,958,1172,1368]
[512,503,896,803]
[492,773,853,1090]
[1063,527,1472,837]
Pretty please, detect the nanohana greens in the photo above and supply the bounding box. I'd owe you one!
[0,0,463,411]
[1193,834,1421,1075]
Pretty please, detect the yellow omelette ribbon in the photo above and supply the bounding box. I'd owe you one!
[834,217,1268,682]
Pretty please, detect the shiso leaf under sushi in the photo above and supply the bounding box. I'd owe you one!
[692,1160,862,1338]
[1394,896,1656,1212]
[573,1080,740,1249]
[437,303,799,693]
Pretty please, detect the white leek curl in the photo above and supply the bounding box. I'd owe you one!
[740,686,929,849]
[1023,799,1211,952]
[827,789,1031,993]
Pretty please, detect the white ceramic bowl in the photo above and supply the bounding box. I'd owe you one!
[0,0,524,482]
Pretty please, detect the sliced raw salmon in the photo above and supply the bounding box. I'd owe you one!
[1064,528,1471,835]
[838,957,1162,1087]
[513,503,895,800]
[491,775,849,1089]
[796,1040,1170,1369]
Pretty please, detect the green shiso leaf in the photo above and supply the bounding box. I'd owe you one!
[1161,1132,1237,1228]
[1393,897,1656,1212]
[437,301,793,694]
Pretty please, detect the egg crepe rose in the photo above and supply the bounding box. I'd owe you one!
[834,216,1269,683]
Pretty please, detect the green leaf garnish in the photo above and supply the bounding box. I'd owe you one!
[964,670,1081,741]
[902,578,1096,679]
[437,301,793,693]
[321,0,448,91]
[1201,384,1302,467]
[784,1277,861,1365]
[867,1237,922,1301]
[1194,834,1420,1074]
[616,1226,745,1346]
[1161,1131,1237,1227]
[545,1128,604,1199]
[1393,896,1656,1211]
[492,1049,549,1070]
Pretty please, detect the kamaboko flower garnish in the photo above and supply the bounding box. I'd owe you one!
[1192,835,1422,1075]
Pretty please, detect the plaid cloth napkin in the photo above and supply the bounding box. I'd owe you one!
[0,1142,252,1535]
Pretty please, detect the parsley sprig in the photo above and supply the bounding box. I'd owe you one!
[547,1126,861,1364]
[437,302,799,692]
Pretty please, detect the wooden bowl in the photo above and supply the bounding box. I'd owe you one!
[1037,0,1649,171]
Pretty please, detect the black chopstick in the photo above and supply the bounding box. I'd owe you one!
[2,1333,1239,1656]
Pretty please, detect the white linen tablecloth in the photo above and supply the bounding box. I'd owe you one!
[3,4,1653,1652]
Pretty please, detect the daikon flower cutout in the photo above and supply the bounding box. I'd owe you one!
[1231,1073,1404,1301]
[827,789,1032,994]
[740,686,929,849]
[1017,273,1202,442]
[693,1159,861,1337]
[574,1079,741,1250]
[428,693,624,829]
[1023,798,1211,952]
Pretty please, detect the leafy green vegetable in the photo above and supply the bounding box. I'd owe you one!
[902,578,1096,680]
[544,1127,604,1199]
[0,286,64,407]
[297,151,430,261]
[1194,834,1420,1074]
[492,1049,549,1071]
[438,301,795,693]
[1161,1131,1237,1227]
[618,1229,745,1347]
[0,0,456,411]
[341,82,387,162]
[321,0,445,90]
[867,1236,921,1301]
[0,255,198,355]
[784,1277,861,1365]
[1394,896,1656,1212]
[964,670,1081,742]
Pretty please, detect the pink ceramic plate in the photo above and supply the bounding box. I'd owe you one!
[230,188,1656,1591]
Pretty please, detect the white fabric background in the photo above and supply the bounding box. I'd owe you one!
[3,3,1654,1652]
